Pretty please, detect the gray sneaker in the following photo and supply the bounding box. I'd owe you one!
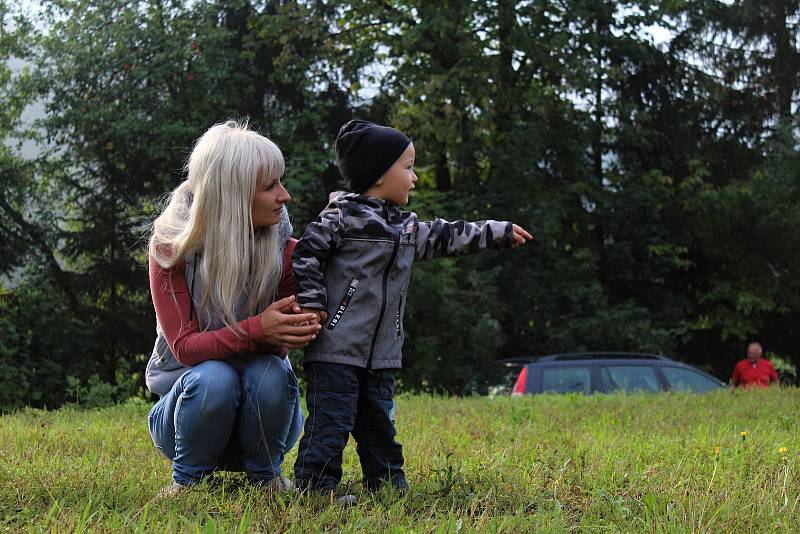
[334,494,357,506]
[262,475,295,495]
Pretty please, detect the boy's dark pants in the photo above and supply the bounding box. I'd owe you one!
[294,362,406,493]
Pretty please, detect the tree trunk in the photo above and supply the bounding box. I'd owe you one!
[772,0,794,128]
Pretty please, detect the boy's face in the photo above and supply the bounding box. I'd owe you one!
[372,143,417,206]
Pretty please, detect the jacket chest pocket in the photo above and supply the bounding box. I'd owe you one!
[400,229,416,246]
[396,232,416,272]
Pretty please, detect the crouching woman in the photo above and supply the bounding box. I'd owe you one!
[144,121,321,496]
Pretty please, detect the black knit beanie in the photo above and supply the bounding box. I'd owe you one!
[335,120,412,194]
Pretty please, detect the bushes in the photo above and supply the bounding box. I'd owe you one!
[0,285,141,411]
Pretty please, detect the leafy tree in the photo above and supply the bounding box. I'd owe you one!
[4,0,800,405]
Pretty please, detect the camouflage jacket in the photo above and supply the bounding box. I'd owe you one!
[293,191,514,370]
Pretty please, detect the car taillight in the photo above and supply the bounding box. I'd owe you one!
[512,367,527,396]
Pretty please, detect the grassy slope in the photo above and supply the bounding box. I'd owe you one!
[1,388,799,532]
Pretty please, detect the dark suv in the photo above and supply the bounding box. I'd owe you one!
[463,352,725,396]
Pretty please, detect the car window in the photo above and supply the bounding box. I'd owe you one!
[600,366,660,393]
[542,366,591,394]
[661,367,720,393]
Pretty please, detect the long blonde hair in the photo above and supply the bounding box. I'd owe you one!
[149,120,285,330]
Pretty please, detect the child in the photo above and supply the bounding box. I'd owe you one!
[292,120,532,498]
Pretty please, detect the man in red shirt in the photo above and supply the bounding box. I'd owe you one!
[731,342,779,389]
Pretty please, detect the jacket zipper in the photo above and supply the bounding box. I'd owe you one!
[395,290,404,337]
[366,217,400,370]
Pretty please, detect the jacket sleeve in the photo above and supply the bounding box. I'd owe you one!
[292,208,345,309]
[415,219,514,261]
[149,255,272,366]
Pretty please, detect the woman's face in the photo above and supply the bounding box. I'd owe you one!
[252,174,291,227]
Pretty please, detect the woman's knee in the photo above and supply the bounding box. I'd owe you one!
[241,356,296,403]
[180,360,241,406]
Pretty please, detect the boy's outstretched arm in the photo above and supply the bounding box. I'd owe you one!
[415,218,533,261]
[292,208,345,312]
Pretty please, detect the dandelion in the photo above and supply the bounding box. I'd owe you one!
[714,446,721,455]
[779,447,788,455]
[740,431,747,441]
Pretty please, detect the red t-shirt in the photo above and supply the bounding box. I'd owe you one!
[149,239,297,366]
[731,358,778,389]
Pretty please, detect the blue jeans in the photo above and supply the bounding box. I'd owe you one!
[148,355,303,486]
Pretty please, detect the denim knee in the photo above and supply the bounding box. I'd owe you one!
[241,356,297,404]
[179,360,241,411]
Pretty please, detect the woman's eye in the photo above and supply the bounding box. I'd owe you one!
[264,181,276,190]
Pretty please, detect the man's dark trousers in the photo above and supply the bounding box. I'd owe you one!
[294,362,406,493]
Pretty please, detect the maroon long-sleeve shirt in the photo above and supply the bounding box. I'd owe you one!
[148,239,297,366]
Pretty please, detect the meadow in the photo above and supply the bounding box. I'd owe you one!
[1,388,798,532]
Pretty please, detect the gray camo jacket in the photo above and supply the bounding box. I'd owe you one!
[293,191,514,369]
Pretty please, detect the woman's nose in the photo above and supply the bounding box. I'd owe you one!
[279,184,291,202]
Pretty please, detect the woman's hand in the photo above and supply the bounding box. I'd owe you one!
[511,224,534,248]
[260,295,322,349]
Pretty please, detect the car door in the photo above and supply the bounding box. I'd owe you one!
[534,364,594,394]
[659,365,724,393]
[598,363,666,393]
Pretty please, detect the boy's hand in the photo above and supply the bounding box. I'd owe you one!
[301,307,328,325]
[511,224,534,248]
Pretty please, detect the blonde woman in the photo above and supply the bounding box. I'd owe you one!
[145,121,321,496]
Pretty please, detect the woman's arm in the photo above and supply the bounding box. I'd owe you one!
[149,255,275,366]
[274,239,297,302]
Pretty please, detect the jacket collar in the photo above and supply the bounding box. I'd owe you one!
[328,191,402,214]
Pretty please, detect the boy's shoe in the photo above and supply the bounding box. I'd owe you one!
[365,478,408,495]
[261,475,295,495]
[334,493,357,506]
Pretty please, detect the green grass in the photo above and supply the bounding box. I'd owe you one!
[2,388,799,532]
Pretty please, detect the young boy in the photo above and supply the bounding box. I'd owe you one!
[292,120,532,498]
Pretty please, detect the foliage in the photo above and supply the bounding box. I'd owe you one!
[0,286,97,410]
[2,389,800,530]
[2,0,800,407]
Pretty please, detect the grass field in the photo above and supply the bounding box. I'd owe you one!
[1,388,799,532]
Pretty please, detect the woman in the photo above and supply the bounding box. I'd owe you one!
[145,120,321,496]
